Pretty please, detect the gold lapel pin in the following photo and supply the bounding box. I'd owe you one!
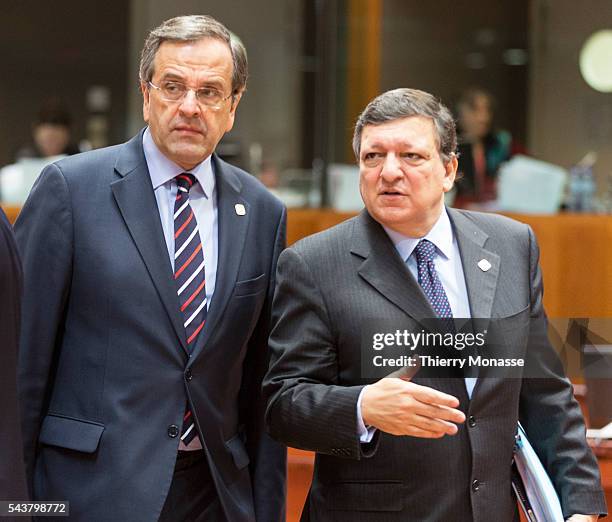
[477,259,492,272]
[235,204,246,216]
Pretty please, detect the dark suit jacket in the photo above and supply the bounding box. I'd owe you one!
[264,208,606,522]
[15,131,287,522]
[0,208,29,519]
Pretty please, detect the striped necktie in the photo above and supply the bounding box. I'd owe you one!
[173,173,207,445]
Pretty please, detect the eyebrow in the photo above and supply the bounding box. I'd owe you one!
[159,72,186,81]
[363,141,428,151]
[159,73,225,89]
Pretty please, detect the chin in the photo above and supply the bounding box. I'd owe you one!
[172,148,209,167]
[371,208,412,226]
[382,206,414,219]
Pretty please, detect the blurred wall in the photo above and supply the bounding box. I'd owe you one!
[328,0,530,164]
[127,0,302,173]
[381,0,528,144]
[529,0,612,184]
[0,1,128,166]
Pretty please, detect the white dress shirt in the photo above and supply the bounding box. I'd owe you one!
[357,207,476,442]
[142,127,218,450]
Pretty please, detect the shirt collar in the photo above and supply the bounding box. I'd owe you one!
[383,207,455,262]
[142,127,214,198]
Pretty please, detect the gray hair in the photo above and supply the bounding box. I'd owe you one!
[139,15,248,97]
[352,88,457,164]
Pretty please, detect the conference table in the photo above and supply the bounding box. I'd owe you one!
[4,204,612,520]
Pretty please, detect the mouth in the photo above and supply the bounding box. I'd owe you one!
[379,190,404,196]
[173,126,202,135]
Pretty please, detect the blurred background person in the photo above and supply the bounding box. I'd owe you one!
[454,88,524,207]
[0,100,80,204]
[16,99,80,160]
[258,161,281,190]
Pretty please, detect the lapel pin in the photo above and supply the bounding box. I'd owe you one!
[477,259,492,272]
[235,204,246,216]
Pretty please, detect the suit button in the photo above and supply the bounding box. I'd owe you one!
[168,425,179,438]
[468,415,476,427]
[472,479,480,492]
[185,368,193,381]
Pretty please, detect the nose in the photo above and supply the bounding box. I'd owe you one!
[178,89,201,118]
[379,153,403,182]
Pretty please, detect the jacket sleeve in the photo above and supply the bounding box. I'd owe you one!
[519,225,607,519]
[240,205,287,522]
[263,245,366,460]
[13,163,74,494]
[0,208,30,509]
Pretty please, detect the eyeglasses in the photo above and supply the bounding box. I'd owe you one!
[147,80,233,109]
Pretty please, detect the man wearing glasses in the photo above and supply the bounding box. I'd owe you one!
[15,15,286,522]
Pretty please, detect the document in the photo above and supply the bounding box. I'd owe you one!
[512,423,564,522]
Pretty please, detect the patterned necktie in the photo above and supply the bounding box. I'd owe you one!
[173,173,207,445]
[414,238,462,378]
[414,239,453,319]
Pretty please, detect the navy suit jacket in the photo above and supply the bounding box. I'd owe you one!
[0,208,29,521]
[15,131,287,521]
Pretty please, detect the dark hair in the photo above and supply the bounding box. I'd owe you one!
[457,87,495,112]
[353,88,457,163]
[35,100,72,128]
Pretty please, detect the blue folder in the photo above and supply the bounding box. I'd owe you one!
[512,423,564,521]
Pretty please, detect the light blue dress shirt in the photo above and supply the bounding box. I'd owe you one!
[143,128,219,451]
[142,128,218,307]
[357,207,476,442]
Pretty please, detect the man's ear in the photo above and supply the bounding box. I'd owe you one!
[442,153,458,193]
[141,81,150,123]
[230,90,243,113]
[225,90,243,132]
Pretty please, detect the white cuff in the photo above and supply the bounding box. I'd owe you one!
[357,385,377,443]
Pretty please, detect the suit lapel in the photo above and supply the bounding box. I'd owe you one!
[351,211,435,322]
[353,208,504,399]
[447,208,501,398]
[352,209,502,322]
[110,132,189,356]
[189,155,248,361]
[448,208,500,321]
[352,212,474,399]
